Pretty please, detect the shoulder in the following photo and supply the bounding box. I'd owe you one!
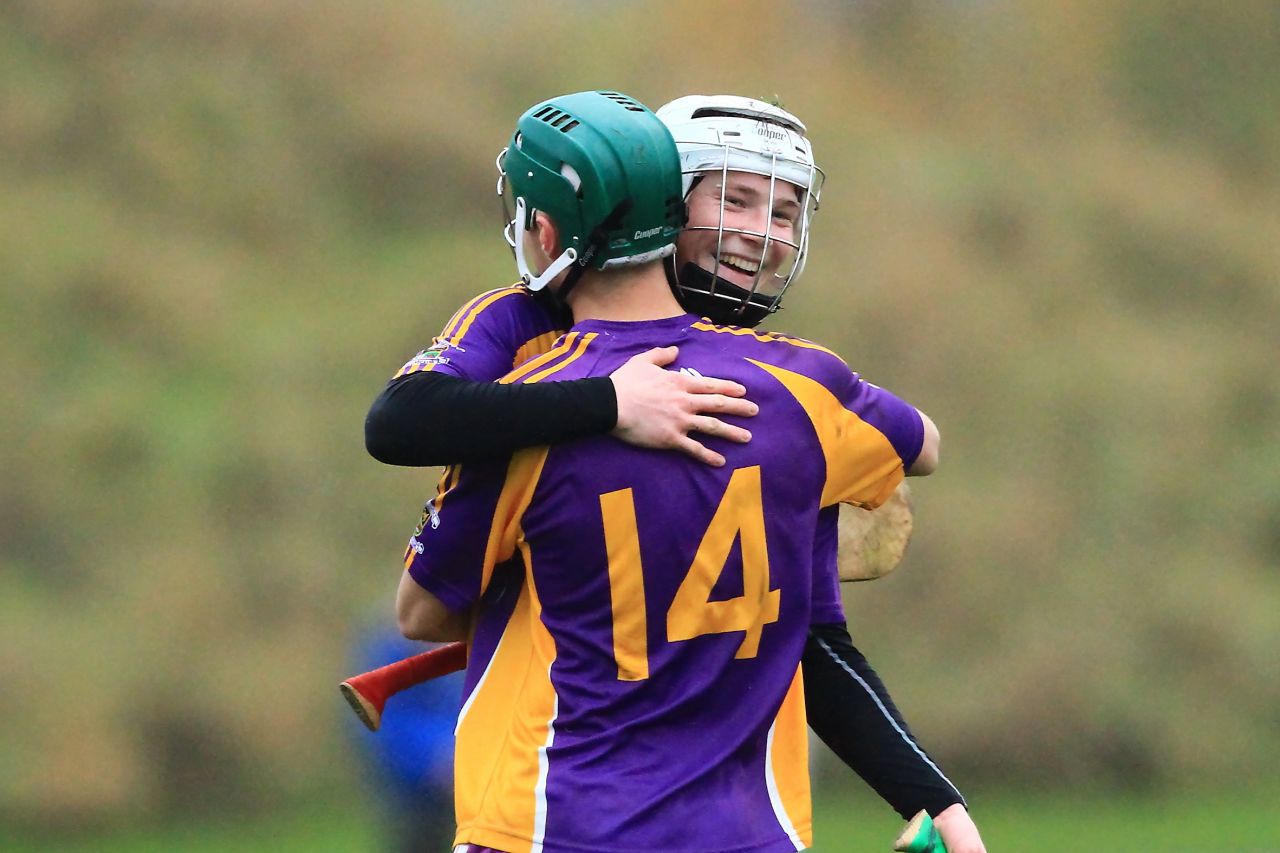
[687,319,843,360]
[392,285,564,383]
[687,319,853,386]
[437,284,558,343]
[499,328,601,385]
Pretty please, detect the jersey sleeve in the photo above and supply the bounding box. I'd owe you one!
[748,354,924,510]
[404,448,549,611]
[392,286,564,384]
[841,376,925,471]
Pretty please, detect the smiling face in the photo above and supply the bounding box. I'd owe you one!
[676,170,803,298]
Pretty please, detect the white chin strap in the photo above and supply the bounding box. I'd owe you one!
[513,197,578,292]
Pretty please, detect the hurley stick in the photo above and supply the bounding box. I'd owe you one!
[893,810,947,853]
[339,641,467,731]
[343,486,916,731]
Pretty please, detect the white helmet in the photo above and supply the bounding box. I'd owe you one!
[656,95,824,326]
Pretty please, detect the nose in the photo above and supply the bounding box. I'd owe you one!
[739,205,771,240]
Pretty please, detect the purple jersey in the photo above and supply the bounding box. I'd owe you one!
[406,314,923,853]
[394,289,849,624]
[392,285,565,384]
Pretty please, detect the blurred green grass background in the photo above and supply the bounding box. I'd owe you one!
[7,789,1280,852]
[2,1,1277,849]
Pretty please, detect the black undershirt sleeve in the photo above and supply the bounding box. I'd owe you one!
[364,371,618,467]
[803,622,967,820]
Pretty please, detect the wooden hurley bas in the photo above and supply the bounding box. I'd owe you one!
[838,482,914,582]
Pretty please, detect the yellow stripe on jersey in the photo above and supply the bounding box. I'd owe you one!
[518,538,561,849]
[499,332,580,385]
[437,293,489,341]
[436,464,461,509]
[766,665,813,849]
[599,488,649,681]
[747,359,905,510]
[524,331,597,383]
[512,329,563,370]
[439,285,525,344]
[451,582,545,853]
[452,537,561,853]
[393,286,533,380]
[691,319,838,358]
[477,449,549,598]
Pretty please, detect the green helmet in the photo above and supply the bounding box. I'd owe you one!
[498,91,684,291]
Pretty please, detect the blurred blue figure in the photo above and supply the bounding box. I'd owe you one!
[348,625,464,853]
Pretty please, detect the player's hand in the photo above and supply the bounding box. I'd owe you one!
[609,346,757,467]
[932,804,987,853]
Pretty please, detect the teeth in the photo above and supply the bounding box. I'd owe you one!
[718,253,761,274]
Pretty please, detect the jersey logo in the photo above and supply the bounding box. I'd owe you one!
[678,366,704,379]
[396,340,467,376]
[412,500,443,537]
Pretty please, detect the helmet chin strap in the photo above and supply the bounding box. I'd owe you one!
[674,262,777,328]
[513,197,578,292]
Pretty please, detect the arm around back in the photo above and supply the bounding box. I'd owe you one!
[365,349,759,468]
[365,370,617,466]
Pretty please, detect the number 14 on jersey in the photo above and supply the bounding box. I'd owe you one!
[599,466,781,682]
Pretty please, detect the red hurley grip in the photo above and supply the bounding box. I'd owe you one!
[339,641,468,731]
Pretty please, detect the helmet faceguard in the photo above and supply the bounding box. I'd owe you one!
[656,95,824,326]
[496,91,685,292]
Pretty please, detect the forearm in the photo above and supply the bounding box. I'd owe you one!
[365,371,617,466]
[906,410,939,476]
[803,622,965,820]
[395,570,468,642]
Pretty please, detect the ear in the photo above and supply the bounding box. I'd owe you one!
[532,211,561,258]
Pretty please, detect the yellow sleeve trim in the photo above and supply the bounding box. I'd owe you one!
[524,332,596,383]
[499,332,578,384]
[511,330,564,370]
[440,286,526,345]
[499,331,598,385]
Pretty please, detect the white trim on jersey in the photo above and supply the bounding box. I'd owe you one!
[531,679,560,852]
[764,718,806,851]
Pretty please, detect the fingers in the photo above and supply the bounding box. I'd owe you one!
[610,346,759,464]
[674,435,726,468]
[633,346,679,367]
[932,805,987,853]
[686,375,748,399]
[690,415,752,444]
[691,394,758,418]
